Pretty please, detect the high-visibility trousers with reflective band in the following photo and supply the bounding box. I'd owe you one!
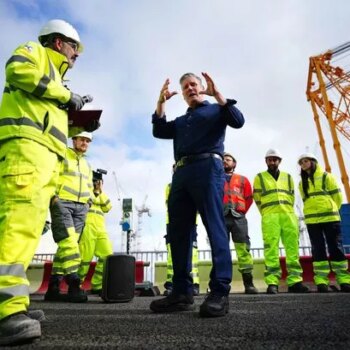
[262,212,303,286]
[50,200,88,276]
[0,138,59,320]
[165,243,199,286]
[330,260,350,285]
[78,222,113,290]
[234,242,254,274]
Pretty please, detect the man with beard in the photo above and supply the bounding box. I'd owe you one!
[253,149,309,294]
[223,153,258,294]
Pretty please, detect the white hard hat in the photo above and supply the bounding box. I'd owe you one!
[298,153,317,165]
[265,149,282,159]
[73,132,92,141]
[38,19,83,53]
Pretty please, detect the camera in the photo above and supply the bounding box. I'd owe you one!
[93,168,107,182]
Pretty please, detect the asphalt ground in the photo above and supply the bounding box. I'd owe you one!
[2,292,350,349]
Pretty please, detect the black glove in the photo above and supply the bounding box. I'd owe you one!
[85,120,101,132]
[68,92,85,111]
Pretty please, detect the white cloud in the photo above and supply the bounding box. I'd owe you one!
[1,0,350,253]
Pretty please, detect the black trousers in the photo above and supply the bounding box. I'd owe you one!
[306,221,346,261]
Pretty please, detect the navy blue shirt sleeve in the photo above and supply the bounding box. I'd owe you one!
[152,113,175,139]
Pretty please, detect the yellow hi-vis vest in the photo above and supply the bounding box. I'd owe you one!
[253,171,295,215]
[298,164,342,224]
[0,41,75,158]
[85,192,112,228]
[56,148,93,203]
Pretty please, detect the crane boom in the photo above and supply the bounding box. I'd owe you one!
[306,42,350,202]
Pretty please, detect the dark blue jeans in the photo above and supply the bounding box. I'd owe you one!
[168,157,232,296]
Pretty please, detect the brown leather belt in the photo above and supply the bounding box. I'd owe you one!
[176,153,222,167]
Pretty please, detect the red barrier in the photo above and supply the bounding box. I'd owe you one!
[34,260,147,295]
[280,254,350,282]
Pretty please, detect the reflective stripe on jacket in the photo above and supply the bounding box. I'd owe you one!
[298,164,342,224]
[56,148,93,203]
[85,192,112,228]
[223,173,252,215]
[0,41,72,158]
[253,171,295,215]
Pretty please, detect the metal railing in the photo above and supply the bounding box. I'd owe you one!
[32,246,321,283]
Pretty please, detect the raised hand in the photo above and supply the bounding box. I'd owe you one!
[200,72,219,97]
[158,79,178,104]
[200,72,227,105]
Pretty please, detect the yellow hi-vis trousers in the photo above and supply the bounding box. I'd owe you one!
[78,220,113,290]
[0,138,59,320]
[262,212,303,286]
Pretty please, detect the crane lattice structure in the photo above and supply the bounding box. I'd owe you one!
[306,42,350,202]
[134,195,152,251]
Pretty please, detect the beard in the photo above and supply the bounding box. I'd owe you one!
[268,164,278,172]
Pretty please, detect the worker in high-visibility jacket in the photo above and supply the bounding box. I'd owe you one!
[298,153,350,293]
[44,132,93,303]
[164,164,200,296]
[223,153,258,294]
[253,149,309,294]
[0,19,94,346]
[78,174,113,295]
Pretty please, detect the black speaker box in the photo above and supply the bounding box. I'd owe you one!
[101,254,135,303]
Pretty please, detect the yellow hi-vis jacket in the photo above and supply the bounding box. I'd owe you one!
[298,164,343,224]
[253,171,295,215]
[0,41,78,158]
[85,192,112,228]
[56,148,93,204]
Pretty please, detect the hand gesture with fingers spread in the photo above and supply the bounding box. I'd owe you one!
[158,79,178,104]
[156,79,178,117]
[200,72,227,105]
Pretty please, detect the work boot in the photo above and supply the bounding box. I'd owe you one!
[266,284,278,294]
[193,283,200,296]
[0,313,41,346]
[316,284,329,293]
[163,286,173,296]
[340,283,350,292]
[242,273,259,294]
[288,282,309,293]
[199,293,229,318]
[44,274,64,301]
[27,310,46,322]
[150,293,195,313]
[66,274,88,303]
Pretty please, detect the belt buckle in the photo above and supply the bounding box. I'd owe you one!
[177,158,185,167]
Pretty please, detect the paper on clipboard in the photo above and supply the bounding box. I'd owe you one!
[68,110,102,127]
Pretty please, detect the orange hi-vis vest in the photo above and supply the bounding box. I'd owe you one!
[223,173,253,215]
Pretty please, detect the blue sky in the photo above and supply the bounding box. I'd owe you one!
[1,0,350,253]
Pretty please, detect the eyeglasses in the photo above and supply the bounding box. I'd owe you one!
[64,41,80,52]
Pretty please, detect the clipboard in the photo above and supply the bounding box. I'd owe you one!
[68,110,102,127]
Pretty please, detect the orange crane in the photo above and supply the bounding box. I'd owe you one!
[306,42,350,202]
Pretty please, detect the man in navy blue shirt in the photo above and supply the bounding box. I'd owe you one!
[150,72,245,317]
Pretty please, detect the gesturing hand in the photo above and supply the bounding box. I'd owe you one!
[158,79,178,104]
[199,72,219,97]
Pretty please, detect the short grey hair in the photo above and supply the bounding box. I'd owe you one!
[179,73,203,87]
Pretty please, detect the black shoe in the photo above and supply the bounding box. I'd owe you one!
[266,284,278,294]
[340,283,350,292]
[66,274,88,303]
[242,273,259,294]
[317,284,329,293]
[0,313,41,346]
[199,293,229,318]
[91,289,102,296]
[150,293,195,313]
[27,310,46,322]
[193,284,200,296]
[44,289,65,302]
[163,288,172,296]
[288,282,309,293]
